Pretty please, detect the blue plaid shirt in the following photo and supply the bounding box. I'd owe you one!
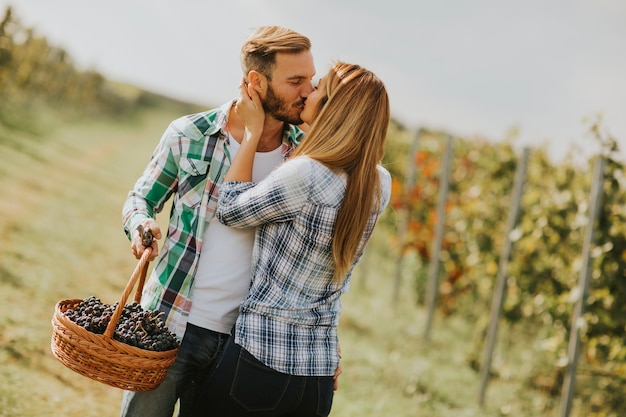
[217,157,392,376]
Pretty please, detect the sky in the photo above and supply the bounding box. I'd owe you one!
[3,0,626,164]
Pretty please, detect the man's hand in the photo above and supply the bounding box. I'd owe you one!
[333,343,343,391]
[131,219,161,261]
[333,362,343,391]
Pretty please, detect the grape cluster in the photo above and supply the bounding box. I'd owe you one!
[64,296,180,352]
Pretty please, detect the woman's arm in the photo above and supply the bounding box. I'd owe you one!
[224,82,265,183]
[217,157,312,228]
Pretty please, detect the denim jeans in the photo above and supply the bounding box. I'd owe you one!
[190,337,334,417]
[120,323,229,417]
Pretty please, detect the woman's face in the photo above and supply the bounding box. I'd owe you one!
[300,76,327,125]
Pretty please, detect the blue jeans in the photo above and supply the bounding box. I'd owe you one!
[190,337,334,417]
[120,323,230,417]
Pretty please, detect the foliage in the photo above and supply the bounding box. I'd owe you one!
[0,7,126,124]
[0,6,203,133]
[0,109,571,415]
[392,117,626,415]
[3,3,625,414]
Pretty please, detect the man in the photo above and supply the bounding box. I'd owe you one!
[119,26,315,417]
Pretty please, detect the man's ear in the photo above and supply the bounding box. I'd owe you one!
[247,70,267,94]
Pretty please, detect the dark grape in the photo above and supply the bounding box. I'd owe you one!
[63,296,180,352]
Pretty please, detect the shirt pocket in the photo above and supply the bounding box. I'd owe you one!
[178,158,209,209]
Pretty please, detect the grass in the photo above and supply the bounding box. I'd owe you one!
[334,248,560,417]
[0,108,169,417]
[0,107,576,417]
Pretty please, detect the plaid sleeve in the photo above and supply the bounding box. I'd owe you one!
[216,157,312,228]
[122,123,180,238]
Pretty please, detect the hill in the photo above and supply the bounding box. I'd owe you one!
[0,104,573,417]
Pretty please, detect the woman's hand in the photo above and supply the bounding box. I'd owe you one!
[235,82,264,142]
[224,82,265,183]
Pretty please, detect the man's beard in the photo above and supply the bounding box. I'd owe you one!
[262,83,304,125]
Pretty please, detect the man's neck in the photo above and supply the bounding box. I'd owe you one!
[228,106,284,152]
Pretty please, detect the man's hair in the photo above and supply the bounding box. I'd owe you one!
[240,26,311,80]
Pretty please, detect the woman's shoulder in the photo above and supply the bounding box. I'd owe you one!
[282,156,329,177]
[278,156,315,175]
[268,157,318,191]
[377,165,392,207]
[377,165,392,186]
[281,157,344,198]
[377,164,391,177]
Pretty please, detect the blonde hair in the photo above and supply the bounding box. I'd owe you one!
[292,62,390,283]
[240,26,311,80]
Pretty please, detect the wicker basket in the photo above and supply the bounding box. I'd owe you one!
[50,248,178,391]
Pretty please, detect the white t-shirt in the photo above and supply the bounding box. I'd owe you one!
[187,137,283,333]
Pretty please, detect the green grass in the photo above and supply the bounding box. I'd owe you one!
[0,108,574,417]
[333,247,560,417]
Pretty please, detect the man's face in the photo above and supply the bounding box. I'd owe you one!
[261,51,315,125]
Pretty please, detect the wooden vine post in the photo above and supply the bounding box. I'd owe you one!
[478,147,530,406]
[392,128,422,303]
[423,135,453,341]
[559,156,606,417]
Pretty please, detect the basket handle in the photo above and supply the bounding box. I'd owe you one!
[103,246,152,340]
[134,224,153,304]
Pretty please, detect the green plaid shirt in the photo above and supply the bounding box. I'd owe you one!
[122,101,303,339]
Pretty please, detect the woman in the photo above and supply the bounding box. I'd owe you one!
[190,62,392,417]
